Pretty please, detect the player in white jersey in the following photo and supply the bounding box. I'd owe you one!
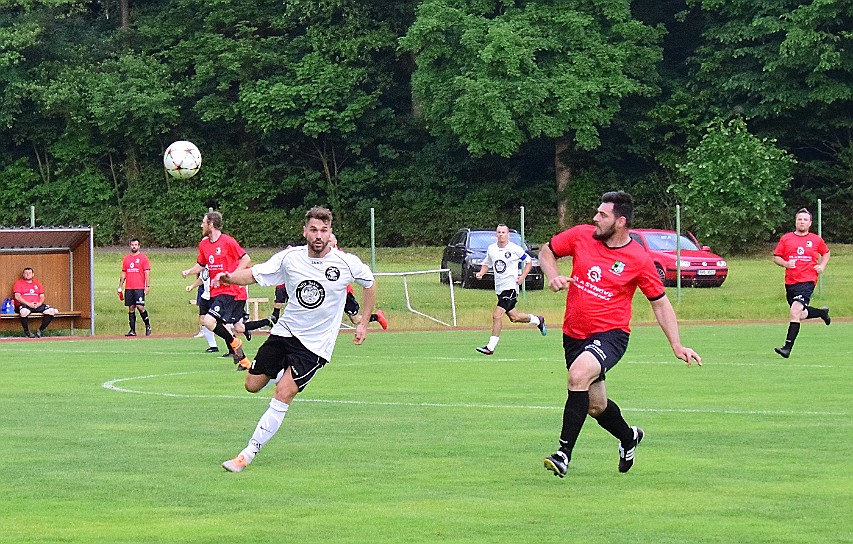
[213,207,377,472]
[474,224,546,355]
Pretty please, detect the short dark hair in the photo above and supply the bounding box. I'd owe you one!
[305,207,333,225]
[601,191,634,227]
[796,208,812,219]
[129,238,140,244]
[205,211,223,230]
[23,267,33,273]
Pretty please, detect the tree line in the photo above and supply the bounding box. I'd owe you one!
[0,0,850,252]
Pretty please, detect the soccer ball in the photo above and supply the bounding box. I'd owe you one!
[163,140,202,179]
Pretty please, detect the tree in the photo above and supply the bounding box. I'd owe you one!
[677,118,795,254]
[401,0,663,226]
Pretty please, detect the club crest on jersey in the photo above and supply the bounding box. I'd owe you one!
[296,280,325,309]
[215,247,222,255]
[504,250,512,259]
[494,260,507,274]
[806,241,813,248]
[325,267,341,281]
[610,261,625,275]
[587,266,602,283]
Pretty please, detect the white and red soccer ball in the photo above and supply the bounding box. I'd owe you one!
[163,140,202,179]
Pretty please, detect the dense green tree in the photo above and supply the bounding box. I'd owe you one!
[401,0,663,226]
[677,118,794,254]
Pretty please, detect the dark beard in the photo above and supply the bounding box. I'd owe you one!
[592,224,615,241]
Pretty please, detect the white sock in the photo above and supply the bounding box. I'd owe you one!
[529,315,541,326]
[202,326,217,348]
[487,336,500,351]
[242,398,289,461]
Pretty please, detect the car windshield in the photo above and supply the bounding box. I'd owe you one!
[468,231,526,250]
[643,232,700,251]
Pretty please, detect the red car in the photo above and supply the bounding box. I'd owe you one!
[629,229,728,287]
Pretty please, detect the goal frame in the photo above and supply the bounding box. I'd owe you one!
[374,269,457,327]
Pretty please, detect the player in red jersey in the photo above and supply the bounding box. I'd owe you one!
[13,267,58,338]
[118,238,152,336]
[182,212,252,368]
[772,208,831,358]
[538,191,701,478]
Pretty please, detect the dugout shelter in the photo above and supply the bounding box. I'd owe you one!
[0,227,95,336]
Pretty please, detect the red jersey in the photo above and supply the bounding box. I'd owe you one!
[13,279,44,307]
[197,233,247,297]
[549,224,665,338]
[122,252,151,289]
[773,232,828,285]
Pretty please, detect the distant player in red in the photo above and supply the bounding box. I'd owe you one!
[182,211,251,369]
[538,191,701,478]
[118,238,152,336]
[772,208,831,358]
[13,267,58,338]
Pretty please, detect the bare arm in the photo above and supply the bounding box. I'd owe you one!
[212,268,257,287]
[234,254,251,272]
[475,264,489,280]
[517,260,532,285]
[354,282,377,345]
[118,271,127,290]
[650,295,702,367]
[181,262,203,279]
[144,269,150,294]
[538,243,573,292]
[773,255,794,269]
[815,250,830,275]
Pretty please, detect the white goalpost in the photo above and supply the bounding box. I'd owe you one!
[374,269,457,327]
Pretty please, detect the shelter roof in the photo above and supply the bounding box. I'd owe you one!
[0,227,92,250]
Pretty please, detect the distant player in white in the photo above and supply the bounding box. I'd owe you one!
[213,207,377,472]
[474,224,546,355]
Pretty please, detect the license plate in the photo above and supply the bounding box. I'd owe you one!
[696,269,716,276]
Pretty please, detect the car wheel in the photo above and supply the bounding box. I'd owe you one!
[440,261,450,284]
[461,267,476,289]
[655,264,670,287]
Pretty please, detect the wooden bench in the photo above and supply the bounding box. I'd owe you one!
[0,311,85,334]
[189,298,270,320]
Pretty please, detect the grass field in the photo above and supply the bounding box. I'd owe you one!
[80,243,852,336]
[1,323,850,543]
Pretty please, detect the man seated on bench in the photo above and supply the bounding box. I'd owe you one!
[13,267,58,338]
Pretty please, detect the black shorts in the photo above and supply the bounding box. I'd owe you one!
[345,292,359,316]
[249,335,328,392]
[496,289,518,312]
[207,294,245,324]
[19,303,52,315]
[274,285,289,305]
[563,329,630,383]
[785,282,815,307]
[124,289,146,307]
[198,296,211,316]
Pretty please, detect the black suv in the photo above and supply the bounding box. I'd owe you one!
[440,228,544,290]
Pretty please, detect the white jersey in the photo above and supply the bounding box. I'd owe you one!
[250,245,375,360]
[483,241,529,294]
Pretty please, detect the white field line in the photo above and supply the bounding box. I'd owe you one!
[102,371,847,417]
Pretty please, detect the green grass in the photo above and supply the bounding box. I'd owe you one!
[85,244,852,336]
[1,323,850,543]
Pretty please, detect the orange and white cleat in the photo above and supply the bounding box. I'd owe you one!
[222,454,250,473]
[229,337,251,369]
[373,309,388,330]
